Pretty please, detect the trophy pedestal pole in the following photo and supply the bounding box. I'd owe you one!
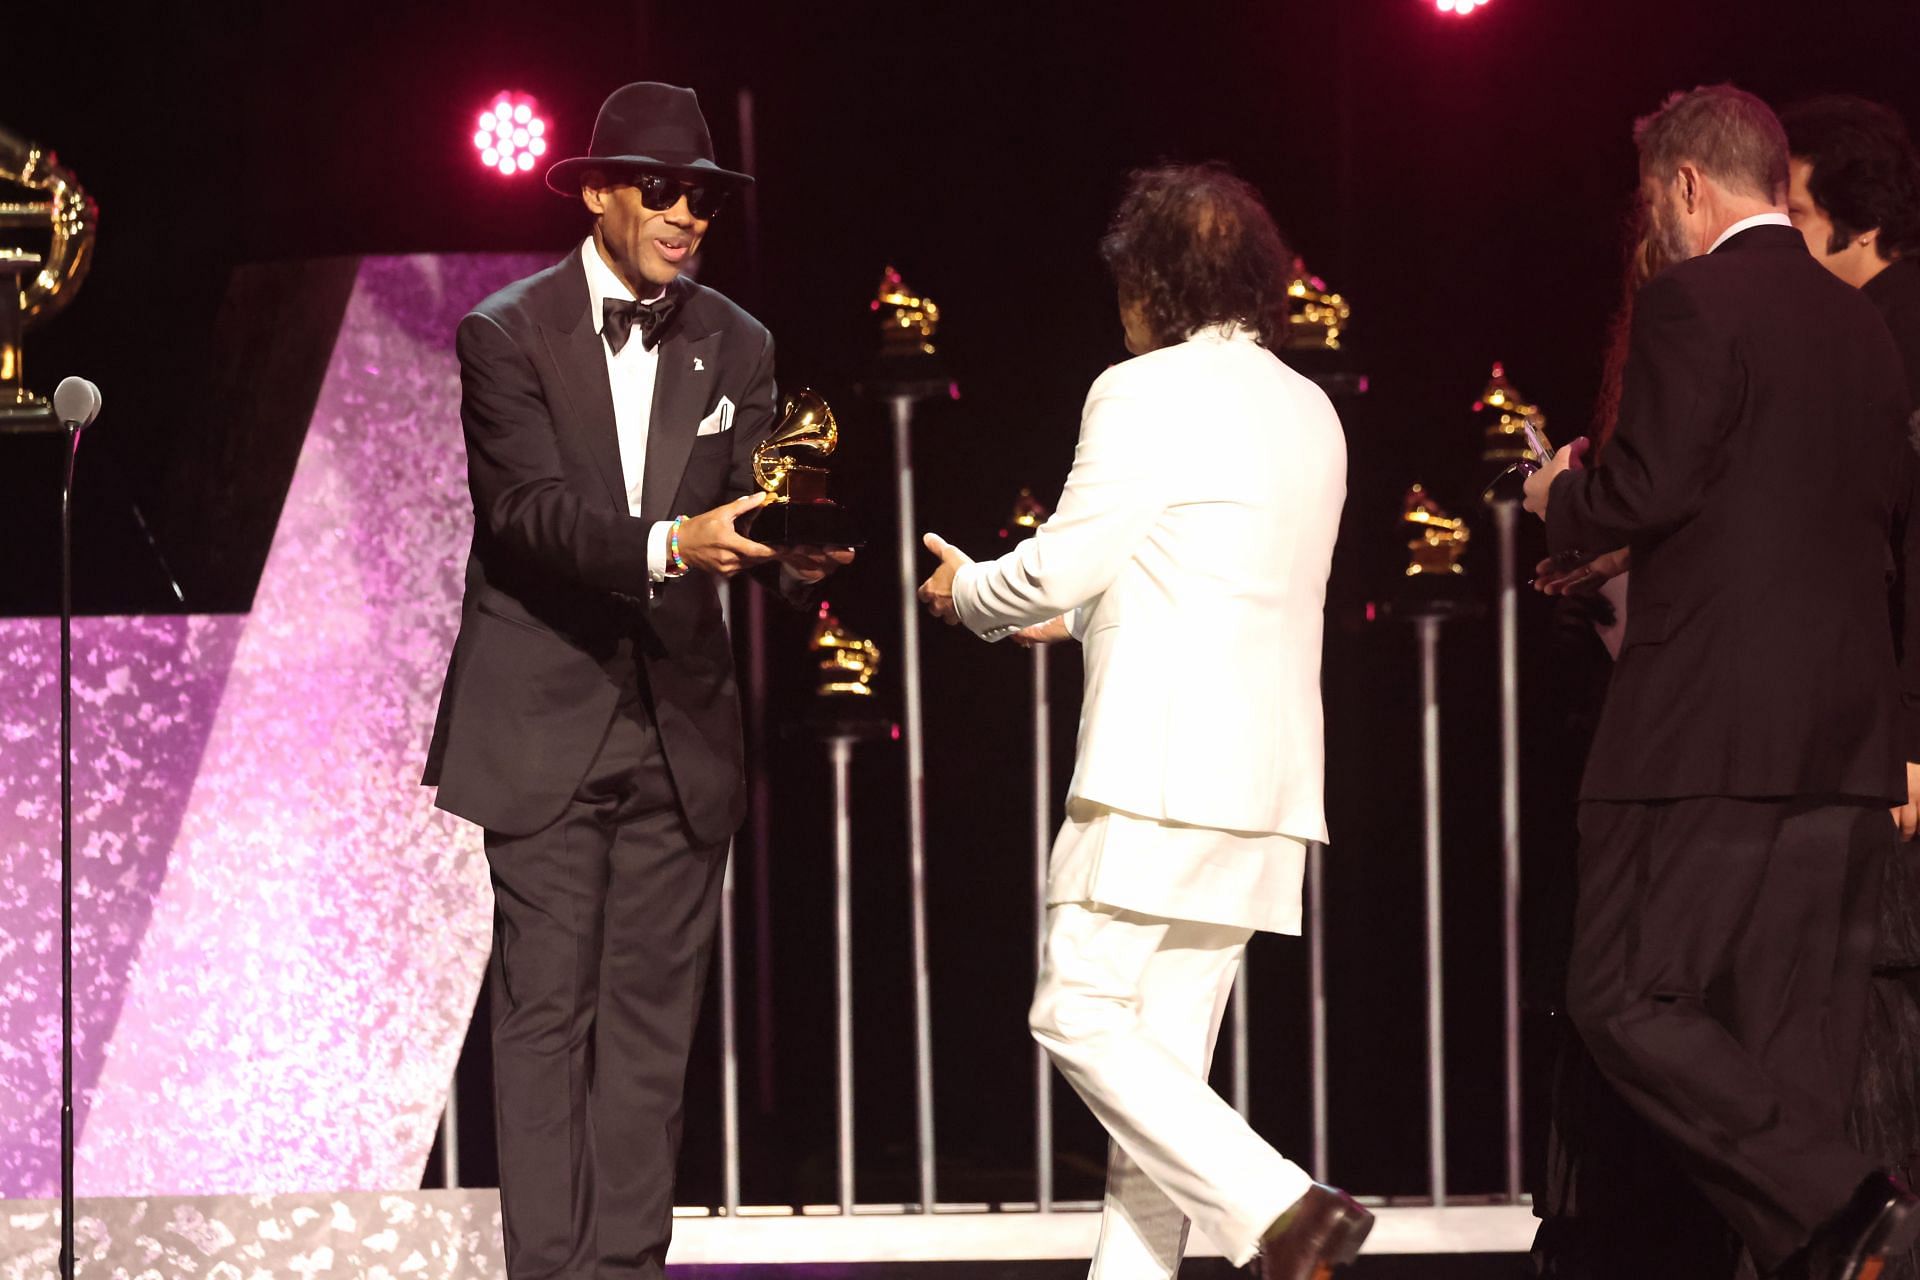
[1487,496,1524,1203]
[872,380,947,1214]
[861,266,952,1214]
[1029,639,1054,1209]
[1379,585,1483,1207]
[1382,480,1481,1210]
[813,713,892,1214]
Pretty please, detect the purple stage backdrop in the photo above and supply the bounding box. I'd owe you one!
[0,253,550,1197]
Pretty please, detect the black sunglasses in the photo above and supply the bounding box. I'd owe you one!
[633,172,729,220]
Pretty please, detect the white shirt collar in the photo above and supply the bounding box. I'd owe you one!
[1188,321,1251,344]
[1709,212,1793,254]
[580,235,668,333]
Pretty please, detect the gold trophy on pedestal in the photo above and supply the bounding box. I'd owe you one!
[863,265,951,400]
[1009,486,1049,534]
[874,265,940,359]
[809,603,882,699]
[1476,362,1553,468]
[1283,258,1351,352]
[1,124,97,428]
[1477,362,1557,505]
[1403,484,1470,577]
[1385,483,1478,619]
[747,388,861,547]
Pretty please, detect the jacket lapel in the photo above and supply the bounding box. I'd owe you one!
[641,309,722,520]
[535,245,629,512]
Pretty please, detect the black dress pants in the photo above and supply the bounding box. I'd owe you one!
[484,694,728,1280]
[1566,796,1889,1272]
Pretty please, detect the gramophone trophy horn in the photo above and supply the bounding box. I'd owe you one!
[752,389,839,501]
[1,124,98,427]
[747,389,861,547]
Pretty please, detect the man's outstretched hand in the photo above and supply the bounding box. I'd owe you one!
[917,531,972,625]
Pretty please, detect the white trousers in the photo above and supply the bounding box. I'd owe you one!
[1029,903,1313,1277]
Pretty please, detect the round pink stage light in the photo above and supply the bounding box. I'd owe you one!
[473,93,547,176]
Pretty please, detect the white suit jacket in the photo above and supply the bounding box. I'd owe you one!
[953,325,1347,841]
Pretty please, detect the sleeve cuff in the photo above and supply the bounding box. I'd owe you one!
[647,519,673,583]
[1544,470,1582,555]
[950,561,981,634]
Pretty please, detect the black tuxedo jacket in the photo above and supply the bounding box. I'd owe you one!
[423,245,781,841]
[1547,224,1920,804]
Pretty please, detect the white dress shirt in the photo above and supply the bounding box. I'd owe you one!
[1710,211,1793,253]
[581,236,674,581]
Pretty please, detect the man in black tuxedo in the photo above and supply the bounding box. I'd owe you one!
[422,82,847,1279]
[1526,85,1920,1280]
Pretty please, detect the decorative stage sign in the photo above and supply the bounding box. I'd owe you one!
[0,253,548,1197]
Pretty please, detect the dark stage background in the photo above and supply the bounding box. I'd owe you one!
[6,0,1919,1207]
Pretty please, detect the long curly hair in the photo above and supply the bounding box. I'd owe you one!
[1592,203,1672,458]
[1098,162,1294,351]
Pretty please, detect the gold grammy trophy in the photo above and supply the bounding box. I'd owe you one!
[1476,362,1553,467]
[1009,486,1049,533]
[1283,258,1351,352]
[747,388,861,547]
[874,265,940,359]
[809,603,882,699]
[1403,484,1470,577]
[1,124,97,427]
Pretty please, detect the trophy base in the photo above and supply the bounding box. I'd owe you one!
[1382,572,1485,622]
[748,499,863,549]
[0,395,57,435]
[858,351,954,403]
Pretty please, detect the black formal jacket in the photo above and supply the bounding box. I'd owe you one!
[423,245,783,842]
[1547,224,1919,804]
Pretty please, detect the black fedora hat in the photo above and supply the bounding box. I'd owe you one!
[544,82,753,196]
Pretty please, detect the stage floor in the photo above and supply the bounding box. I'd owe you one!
[1,1191,1538,1278]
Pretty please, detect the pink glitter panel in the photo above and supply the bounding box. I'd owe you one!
[0,254,551,1197]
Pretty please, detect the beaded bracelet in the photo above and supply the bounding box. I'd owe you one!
[668,515,689,578]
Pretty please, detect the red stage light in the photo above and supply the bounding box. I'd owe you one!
[474,93,547,176]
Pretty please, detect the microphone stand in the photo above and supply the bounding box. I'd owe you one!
[3,398,88,1279]
[58,411,82,1280]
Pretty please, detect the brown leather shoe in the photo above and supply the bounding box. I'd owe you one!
[1256,1183,1374,1280]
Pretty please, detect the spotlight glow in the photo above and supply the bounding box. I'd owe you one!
[472,92,548,177]
[1435,0,1490,12]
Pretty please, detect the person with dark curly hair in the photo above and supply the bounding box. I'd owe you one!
[1784,92,1920,1280]
[917,162,1363,1280]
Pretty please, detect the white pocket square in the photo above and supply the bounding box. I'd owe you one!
[696,396,735,436]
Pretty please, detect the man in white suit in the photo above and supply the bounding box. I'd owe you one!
[919,163,1365,1280]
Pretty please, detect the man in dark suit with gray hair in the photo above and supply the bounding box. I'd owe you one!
[1527,83,1920,1280]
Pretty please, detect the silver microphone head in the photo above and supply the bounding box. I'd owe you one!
[52,376,102,429]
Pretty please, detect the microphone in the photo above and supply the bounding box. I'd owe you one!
[52,377,101,430]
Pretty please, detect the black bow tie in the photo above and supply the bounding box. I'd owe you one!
[602,293,678,356]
